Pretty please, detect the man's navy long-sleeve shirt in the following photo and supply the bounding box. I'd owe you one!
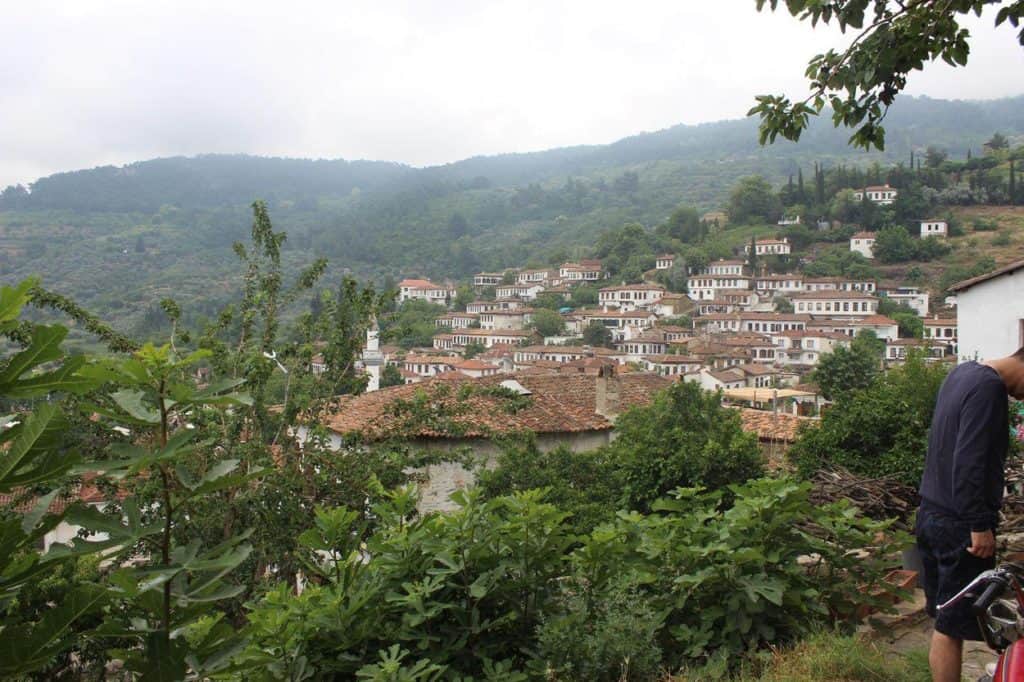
[919,362,1009,532]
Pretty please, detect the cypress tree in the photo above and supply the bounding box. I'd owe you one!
[967,148,973,161]
[797,167,805,202]
[1010,159,1017,205]
[815,163,826,205]
[910,150,915,169]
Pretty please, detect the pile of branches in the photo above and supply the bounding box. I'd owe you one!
[1001,468,1024,535]
[808,467,918,530]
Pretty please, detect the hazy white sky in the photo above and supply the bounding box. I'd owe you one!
[3,0,1023,187]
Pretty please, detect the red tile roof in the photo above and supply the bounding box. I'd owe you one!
[317,372,671,441]
[735,408,811,443]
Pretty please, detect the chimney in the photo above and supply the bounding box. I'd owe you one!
[595,363,622,422]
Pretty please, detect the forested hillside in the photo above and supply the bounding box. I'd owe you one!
[2,95,1023,339]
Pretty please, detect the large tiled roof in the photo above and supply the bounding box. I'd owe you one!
[735,408,811,443]
[318,372,671,441]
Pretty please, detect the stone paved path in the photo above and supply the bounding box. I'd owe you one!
[865,588,997,681]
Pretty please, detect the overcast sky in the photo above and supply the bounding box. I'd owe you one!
[3,0,1023,188]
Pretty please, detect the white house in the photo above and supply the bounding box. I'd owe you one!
[923,316,958,349]
[687,368,746,392]
[744,238,791,257]
[852,184,898,205]
[948,259,1024,361]
[883,287,930,317]
[435,312,479,329]
[643,354,702,377]
[473,272,507,286]
[558,261,605,282]
[754,275,804,296]
[695,312,810,335]
[707,259,745,276]
[687,260,751,301]
[803,277,877,293]
[466,299,524,314]
[516,269,554,285]
[598,283,667,311]
[920,220,948,239]
[791,290,878,317]
[433,329,536,350]
[850,231,876,259]
[479,309,533,330]
[771,330,852,367]
[495,284,544,301]
[398,279,457,306]
[839,314,900,342]
[655,254,676,270]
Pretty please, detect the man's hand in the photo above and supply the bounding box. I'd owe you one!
[968,530,996,558]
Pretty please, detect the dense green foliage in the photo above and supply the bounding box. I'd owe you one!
[608,381,764,511]
[811,331,884,401]
[237,479,907,679]
[791,352,949,484]
[752,0,1024,149]
[478,381,765,527]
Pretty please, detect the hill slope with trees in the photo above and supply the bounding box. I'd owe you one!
[2,95,1023,338]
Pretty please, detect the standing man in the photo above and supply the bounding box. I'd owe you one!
[917,348,1024,682]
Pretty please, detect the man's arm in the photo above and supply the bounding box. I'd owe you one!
[952,381,1005,556]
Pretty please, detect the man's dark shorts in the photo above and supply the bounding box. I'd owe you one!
[916,508,996,641]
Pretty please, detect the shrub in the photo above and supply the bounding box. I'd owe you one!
[240,479,908,678]
[790,351,948,484]
[536,577,664,682]
[572,479,909,672]
[475,436,622,534]
[607,380,764,511]
[992,230,1013,247]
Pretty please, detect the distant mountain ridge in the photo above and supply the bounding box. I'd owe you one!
[1,94,1023,341]
[4,94,1023,213]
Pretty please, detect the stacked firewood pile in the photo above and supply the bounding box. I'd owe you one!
[809,466,1024,536]
[808,467,918,530]
[1001,467,1024,535]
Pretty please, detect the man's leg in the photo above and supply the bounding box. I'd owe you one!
[929,630,963,682]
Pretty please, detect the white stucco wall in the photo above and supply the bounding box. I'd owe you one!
[956,270,1024,361]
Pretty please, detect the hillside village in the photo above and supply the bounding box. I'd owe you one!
[287,139,1024,511]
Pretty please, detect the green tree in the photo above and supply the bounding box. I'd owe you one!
[531,308,566,337]
[464,340,486,359]
[476,436,621,534]
[893,311,924,339]
[607,381,764,511]
[774,296,794,313]
[728,175,782,225]
[791,351,949,484]
[925,146,948,168]
[381,363,404,388]
[571,284,599,307]
[751,0,1024,149]
[811,330,883,400]
[658,204,703,243]
[872,225,918,263]
[582,322,612,348]
[987,132,1011,151]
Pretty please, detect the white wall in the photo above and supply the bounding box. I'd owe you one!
[956,270,1024,361]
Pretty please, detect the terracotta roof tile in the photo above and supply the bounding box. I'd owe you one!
[318,372,671,441]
